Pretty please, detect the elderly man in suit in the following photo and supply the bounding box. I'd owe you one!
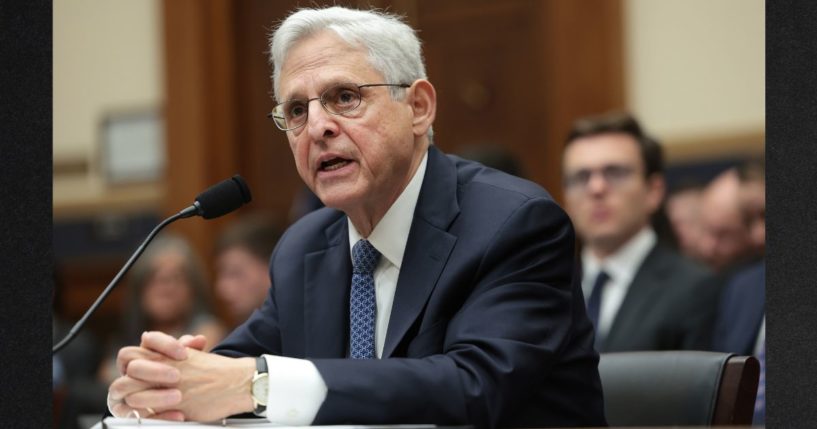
[561,112,718,352]
[106,6,606,428]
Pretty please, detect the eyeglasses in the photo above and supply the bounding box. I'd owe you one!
[267,83,410,131]
[563,164,638,192]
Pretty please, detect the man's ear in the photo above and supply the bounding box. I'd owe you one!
[408,79,436,137]
[646,173,667,214]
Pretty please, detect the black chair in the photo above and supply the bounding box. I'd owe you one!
[598,351,759,426]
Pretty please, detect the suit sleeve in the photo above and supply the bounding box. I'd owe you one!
[310,197,579,428]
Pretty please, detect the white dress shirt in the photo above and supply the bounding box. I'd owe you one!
[581,227,656,340]
[259,151,428,424]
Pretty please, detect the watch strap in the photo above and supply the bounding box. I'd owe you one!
[253,356,268,415]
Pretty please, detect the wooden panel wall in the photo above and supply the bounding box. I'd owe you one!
[416,0,624,200]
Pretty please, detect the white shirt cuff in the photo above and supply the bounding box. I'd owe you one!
[259,355,328,425]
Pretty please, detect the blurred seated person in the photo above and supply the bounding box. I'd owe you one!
[737,159,765,257]
[289,186,324,223]
[456,143,525,178]
[665,182,707,262]
[53,271,107,429]
[99,234,226,384]
[712,157,765,425]
[698,167,760,273]
[562,111,717,352]
[214,215,282,327]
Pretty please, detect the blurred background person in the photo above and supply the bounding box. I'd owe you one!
[712,157,765,426]
[99,234,226,385]
[289,186,325,223]
[665,181,707,262]
[737,159,766,256]
[562,112,717,353]
[214,215,282,327]
[53,273,106,429]
[456,142,525,178]
[698,167,761,273]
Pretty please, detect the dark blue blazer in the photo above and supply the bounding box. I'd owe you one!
[214,146,606,428]
[712,262,765,355]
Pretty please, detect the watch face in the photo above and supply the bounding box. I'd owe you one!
[252,374,269,406]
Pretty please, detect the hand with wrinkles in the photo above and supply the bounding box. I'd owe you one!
[109,331,256,422]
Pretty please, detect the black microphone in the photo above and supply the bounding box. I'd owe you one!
[52,175,252,354]
[179,174,253,219]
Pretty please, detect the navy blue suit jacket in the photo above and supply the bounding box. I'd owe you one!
[214,146,606,428]
[712,262,765,355]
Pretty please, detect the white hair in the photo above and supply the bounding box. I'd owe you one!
[269,6,427,101]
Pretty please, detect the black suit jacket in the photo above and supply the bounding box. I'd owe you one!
[598,244,718,352]
[214,146,606,428]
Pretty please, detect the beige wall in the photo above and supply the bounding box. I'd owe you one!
[54,0,163,215]
[624,0,765,143]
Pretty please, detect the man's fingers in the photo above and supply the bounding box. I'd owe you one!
[110,402,184,422]
[126,359,181,385]
[110,400,135,418]
[116,346,164,376]
[109,375,184,420]
[123,388,183,410]
[141,331,188,360]
[179,334,208,351]
[152,410,185,421]
[109,375,156,402]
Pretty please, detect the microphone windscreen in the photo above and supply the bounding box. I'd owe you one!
[195,175,252,219]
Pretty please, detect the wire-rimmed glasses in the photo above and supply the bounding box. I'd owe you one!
[563,164,638,193]
[267,83,410,131]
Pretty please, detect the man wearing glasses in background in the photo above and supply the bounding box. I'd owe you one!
[562,112,718,353]
[106,6,606,428]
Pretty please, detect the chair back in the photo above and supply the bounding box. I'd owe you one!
[598,351,759,426]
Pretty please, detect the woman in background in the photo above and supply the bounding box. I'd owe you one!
[99,233,226,384]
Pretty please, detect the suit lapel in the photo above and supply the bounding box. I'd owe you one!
[304,216,350,358]
[382,146,459,358]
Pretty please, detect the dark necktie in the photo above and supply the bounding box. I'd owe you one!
[350,239,381,359]
[586,270,610,330]
[753,339,765,425]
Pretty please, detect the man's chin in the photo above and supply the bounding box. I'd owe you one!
[586,232,627,251]
[315,186,362,211]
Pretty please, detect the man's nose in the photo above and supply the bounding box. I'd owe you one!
[306,101,339,140]
[586,172,609,195]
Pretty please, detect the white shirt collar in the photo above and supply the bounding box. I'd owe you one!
[348,151,428,269]
[582,227,657,287]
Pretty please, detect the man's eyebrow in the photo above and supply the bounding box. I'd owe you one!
[280,79,356,101]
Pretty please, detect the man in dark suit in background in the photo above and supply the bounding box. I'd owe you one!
[712,159,765,426]
[562,112,718,352]
[106,6,606,428]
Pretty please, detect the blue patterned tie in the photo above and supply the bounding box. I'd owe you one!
[350,239,381,359]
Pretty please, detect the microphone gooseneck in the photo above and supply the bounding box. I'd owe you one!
[52,175,252,355]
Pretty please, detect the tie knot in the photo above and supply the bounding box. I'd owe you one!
[353,239,381,274]
[595,270,610,286]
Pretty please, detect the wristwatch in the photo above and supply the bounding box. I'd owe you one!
[251,356,269,415]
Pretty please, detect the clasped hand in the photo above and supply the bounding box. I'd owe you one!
[108,331,255,422]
